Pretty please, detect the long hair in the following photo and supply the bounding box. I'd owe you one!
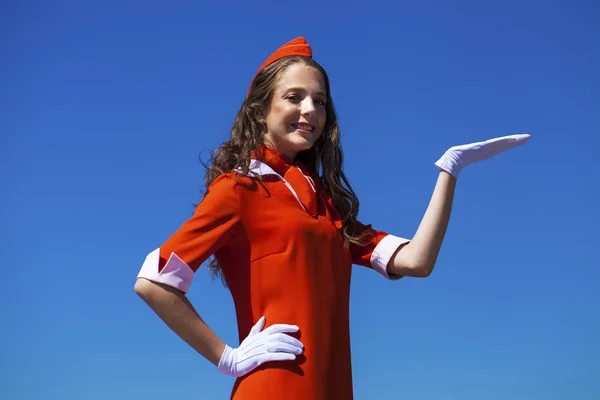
[203,56,373,280]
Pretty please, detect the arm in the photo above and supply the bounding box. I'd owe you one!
[134,175,303,377]
[388,171,456,277]
[387,133,531,278]
[134,278,225,365]
[134,277,304,377]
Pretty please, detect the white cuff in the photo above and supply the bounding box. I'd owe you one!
[434,151,461,178]
[217,344,234,376]
[370,235,410,280]
[137,248,194,293]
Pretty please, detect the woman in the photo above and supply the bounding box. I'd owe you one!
[134,37,530,399]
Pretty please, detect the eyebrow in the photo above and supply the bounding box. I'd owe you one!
[284,87,327,98]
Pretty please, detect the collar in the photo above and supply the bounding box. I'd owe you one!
[243,145,318,216]
[250,145,312,176]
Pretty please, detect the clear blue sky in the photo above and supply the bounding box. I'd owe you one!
[2,0,599,399]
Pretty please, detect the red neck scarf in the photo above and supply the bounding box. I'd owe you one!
[251,146,318,217]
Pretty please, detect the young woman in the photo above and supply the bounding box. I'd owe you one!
[134,37,530,399]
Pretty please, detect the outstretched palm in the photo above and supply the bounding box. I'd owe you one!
[435,134,531,178]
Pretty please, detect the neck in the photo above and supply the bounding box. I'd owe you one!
[260,144,296,163]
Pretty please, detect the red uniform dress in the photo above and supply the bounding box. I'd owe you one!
[138,147,409,399]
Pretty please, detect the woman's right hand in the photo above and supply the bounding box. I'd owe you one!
[217,316,304,377]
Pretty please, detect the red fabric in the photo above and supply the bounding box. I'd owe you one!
[155,146,392,399]
[252,145,317,217]
[284,165,317,217]
[248,37,312,93]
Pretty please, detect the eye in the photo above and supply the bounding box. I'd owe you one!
[316,99,327,106]
[286,94,301,103]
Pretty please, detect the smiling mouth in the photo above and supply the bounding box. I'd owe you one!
[292,122,315,133]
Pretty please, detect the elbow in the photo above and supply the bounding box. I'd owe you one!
[390,245,437,278]
[413,264,434,278]
[388,260,435,278]
[405,259,435,278]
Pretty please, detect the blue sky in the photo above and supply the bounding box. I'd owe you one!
[2,0,599,399]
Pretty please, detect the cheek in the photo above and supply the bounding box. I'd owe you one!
[318,109,327,128]
[271,104,296,125]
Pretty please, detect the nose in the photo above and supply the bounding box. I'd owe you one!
[300,97,316,116]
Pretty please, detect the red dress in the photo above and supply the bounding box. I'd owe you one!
[138,146,408,399]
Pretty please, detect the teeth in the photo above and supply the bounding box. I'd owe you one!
[296,123,313,131]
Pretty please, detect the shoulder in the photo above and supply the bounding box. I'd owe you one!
[206,172,261,198]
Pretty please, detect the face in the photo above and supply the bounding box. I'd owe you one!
[263,63,327,162]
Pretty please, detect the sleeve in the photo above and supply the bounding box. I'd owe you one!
[350,221,410,280]
[136,175,242,293]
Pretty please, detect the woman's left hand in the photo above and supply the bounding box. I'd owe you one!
[434,134,531,178]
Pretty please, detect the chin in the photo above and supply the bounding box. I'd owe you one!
[289,132,319,151]
[289,140,316,153]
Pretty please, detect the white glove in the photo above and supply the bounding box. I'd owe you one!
[217,316,304,378]
[435,134,531,178]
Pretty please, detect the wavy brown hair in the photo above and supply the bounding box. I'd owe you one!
[203,56,373,280]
